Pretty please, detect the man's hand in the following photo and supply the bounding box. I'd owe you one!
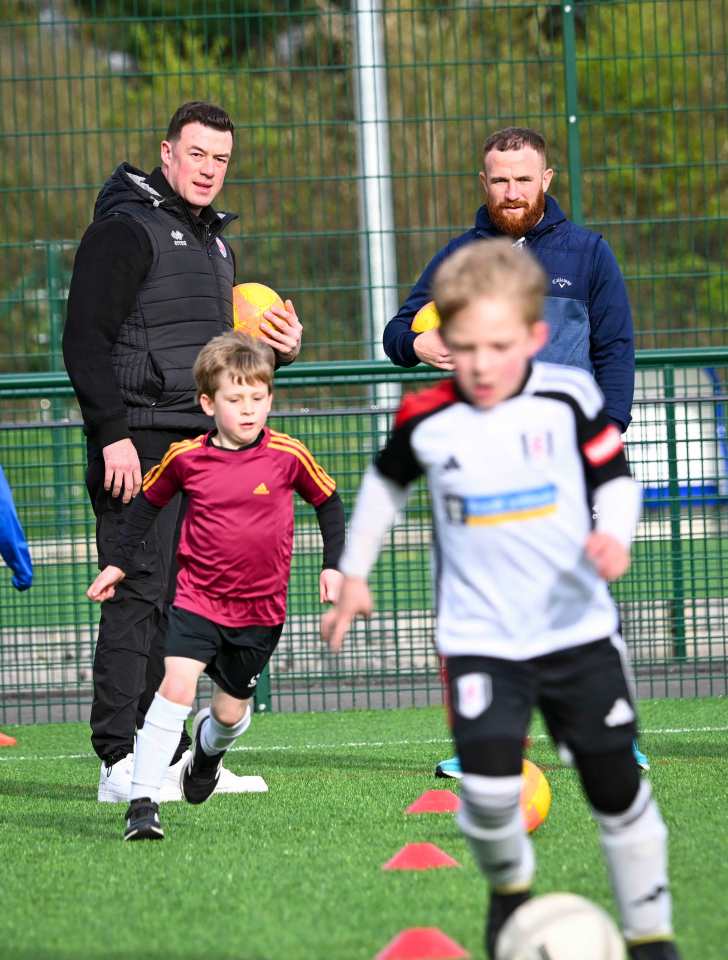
[87,565,126,602]
[320,576,373,652]
[413,329,454,370]
[319,568,344,604]
[103,438,141,503]
[260,299,303,364]
[585,532,631,581]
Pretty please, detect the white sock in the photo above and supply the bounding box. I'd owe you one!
[200,705,251,757]
[130,693,191,803]
[457,773,535,891]
[594,780,673,941]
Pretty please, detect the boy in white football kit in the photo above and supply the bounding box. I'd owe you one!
[323,240,680,960]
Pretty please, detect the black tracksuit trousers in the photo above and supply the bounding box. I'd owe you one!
[86,432,191,764]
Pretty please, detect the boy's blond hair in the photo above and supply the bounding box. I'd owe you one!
[433,238,547,329]
[194,331,275,400]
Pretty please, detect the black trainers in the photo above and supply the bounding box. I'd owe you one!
[486,890,531,959]
[123,797,164,841]
[181,708,225,805]
[629,941,682,960]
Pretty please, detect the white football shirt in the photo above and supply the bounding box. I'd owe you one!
[366,363,636,660]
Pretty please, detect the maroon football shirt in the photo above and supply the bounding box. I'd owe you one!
[142,427,336,626]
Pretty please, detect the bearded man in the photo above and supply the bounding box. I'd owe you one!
[382,127,634,434]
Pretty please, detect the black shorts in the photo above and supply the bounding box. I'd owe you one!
[166,606,283,700]
[446,636,638,776]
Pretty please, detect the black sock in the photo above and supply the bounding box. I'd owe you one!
[486,891,531,959]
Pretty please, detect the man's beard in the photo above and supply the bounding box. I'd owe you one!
[487,189,546,238]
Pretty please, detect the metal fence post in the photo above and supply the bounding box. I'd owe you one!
[46,240,71,537]
[664,366,687,659]
[354,0,401,426]
[47,241,65,376]
[562,2,584,225]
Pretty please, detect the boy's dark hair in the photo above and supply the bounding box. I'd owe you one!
[194,331,275,400]
[483,126,547,162]
[166,101,234,142]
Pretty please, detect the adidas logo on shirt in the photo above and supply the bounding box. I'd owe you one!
[253,482,270,495]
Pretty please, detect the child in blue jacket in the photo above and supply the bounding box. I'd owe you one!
[0,464,33,591]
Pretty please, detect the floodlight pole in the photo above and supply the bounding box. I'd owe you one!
[354,0,400,414]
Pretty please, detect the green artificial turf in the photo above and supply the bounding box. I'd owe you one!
[0,699,725,960]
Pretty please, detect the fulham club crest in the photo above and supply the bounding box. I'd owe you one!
[521,430,554,461]
[456,673,492,719]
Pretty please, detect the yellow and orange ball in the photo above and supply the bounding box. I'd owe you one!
[521,759,551,832]
[410,299,441,333]
[232,282,284,338]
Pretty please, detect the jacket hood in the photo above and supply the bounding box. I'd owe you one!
[473,194,567,240]
[93,163,236,229]
[93,163,164,220]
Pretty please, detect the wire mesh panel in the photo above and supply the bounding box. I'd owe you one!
[1,1,726,370]
[262,378,442,712]
[618,360,728,698]
[1,0,726,720]
[0,417,98,724]
[1,357,726,723]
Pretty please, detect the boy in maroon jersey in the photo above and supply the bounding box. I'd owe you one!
[87,331,344,840]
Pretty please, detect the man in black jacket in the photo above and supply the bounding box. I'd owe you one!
[63,101,302,802]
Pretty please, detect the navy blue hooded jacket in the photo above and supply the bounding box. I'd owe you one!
[382,195,634,431]
[0,465,33,591]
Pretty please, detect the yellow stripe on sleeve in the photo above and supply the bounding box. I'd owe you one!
[269,431,336,491]
[268,434,336,491]
[268,433,335,497]
[142,438,203,492]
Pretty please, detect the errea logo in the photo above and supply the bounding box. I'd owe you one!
[552,276,572,288]
[170,230,187,247]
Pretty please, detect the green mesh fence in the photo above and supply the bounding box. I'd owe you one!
[1,0,726,371]
[1,353,727,723]
[1,1,726,720]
